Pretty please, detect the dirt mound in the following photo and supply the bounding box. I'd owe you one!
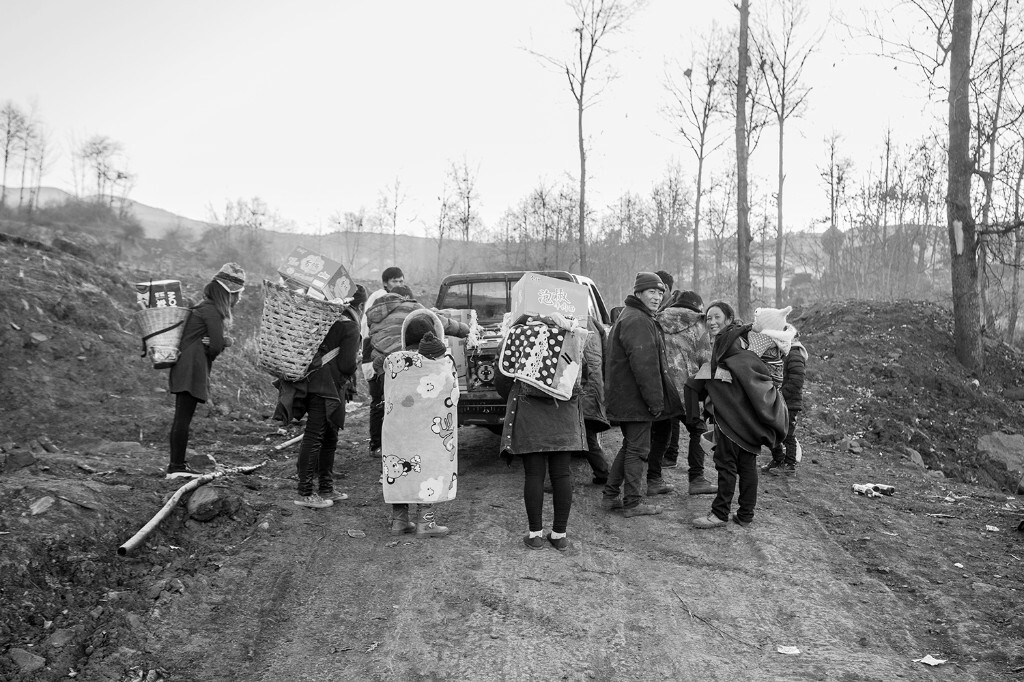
[796,299,1024,491]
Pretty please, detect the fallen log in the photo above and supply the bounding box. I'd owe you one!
[274,434,303,451]
[117,461,267,556]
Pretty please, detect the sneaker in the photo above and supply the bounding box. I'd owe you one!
[662,459,678,469]
[780,463,797,475]
[761,459,784,473]
[320,490,349,502]
[369,446,382,459]
[646,480,675,495]
[601,497,624,511]
[730,514,752,528]
[622,503,663,517]
[766,462,796,476]
[523,534,546,550]
[548,535,570,551]
[688,477,717,495]
[166,465,203,479]
[692,513,728,529]
[294,494,333,509]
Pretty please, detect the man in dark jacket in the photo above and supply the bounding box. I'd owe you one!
[602,272,684,517]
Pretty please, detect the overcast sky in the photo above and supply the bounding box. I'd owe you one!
[0,0,939,235]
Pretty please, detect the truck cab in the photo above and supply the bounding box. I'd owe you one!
[434,271,612,431]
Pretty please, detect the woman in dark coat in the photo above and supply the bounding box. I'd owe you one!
[166,263,245,478]
[496,317,588,551]
[275,286,365,508]
[688,301,788,528]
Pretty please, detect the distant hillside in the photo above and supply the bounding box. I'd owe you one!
[0,186,212,240]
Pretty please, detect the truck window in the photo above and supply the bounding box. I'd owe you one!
[471,281,508,326]
[443,283,470,309]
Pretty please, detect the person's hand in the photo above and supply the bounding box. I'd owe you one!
[649,408,663,419]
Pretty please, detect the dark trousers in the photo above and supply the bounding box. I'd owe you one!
[583,423,609,478]
[604,421,651,508]
[710,426,758,523]
[296,395,339,496]
[368,373,384,450]
[664,419,681,460]
[169,392,200,470]
[523,451,572,533]
[770,413,800,465]
[648,419,675,481]
[684,420,707,482]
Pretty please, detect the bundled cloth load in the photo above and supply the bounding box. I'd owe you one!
[498,313,589,400]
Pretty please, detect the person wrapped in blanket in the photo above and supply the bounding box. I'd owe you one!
[685,301,789,529]
[382,309,461,538]
[495,312,589,551]
[274,285,367,509]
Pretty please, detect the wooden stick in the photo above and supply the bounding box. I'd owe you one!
[117,461,266,556]
[672,589,761,651]
[274,434,304,451]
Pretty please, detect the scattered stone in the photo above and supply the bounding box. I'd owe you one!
[189,452,217,469]
[839,437,854,452]
[29,332,49,344]
[8,647,45,673]
[47,627,78,648]
[928,469,946,478]
[187,485,240,522]
[30,496,57,515]
[147,580,168,600]
[904,448,926,468]
[90,606,104,619]
[87,441,150,457]
[37,436,60,453]
[970,582,997,592]
[4,448,36,472]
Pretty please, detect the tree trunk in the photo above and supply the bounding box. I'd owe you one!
[948,0,983,371]
[692,157,704,292]
[775,118,784,305]
[578,96,588,275]
[735,0,752,320]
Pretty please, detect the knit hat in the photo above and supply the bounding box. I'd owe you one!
[752,306,792,333]
[633,272,666,294]
[213,263,246,293]
[678,290,704,313]
[416,332,447,360]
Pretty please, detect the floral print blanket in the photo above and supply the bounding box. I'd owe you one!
[381,350,459,504]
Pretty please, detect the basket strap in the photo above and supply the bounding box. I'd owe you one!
[140,320,186,358]
[320,347,340,365]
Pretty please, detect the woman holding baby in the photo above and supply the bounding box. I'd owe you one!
[686,301,790,529]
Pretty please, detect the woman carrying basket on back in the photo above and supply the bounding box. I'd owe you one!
[165,263,245,479]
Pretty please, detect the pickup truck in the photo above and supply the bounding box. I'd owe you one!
[434,271,613,432]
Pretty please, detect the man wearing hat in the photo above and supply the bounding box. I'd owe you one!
[653,287,716,495]
[601,272,684,517]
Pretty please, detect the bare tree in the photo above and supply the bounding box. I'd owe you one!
[431,182,455,277]
[532,0,640,275]
[0,101,26,207]
[377,177,405,263]
[735,0,753,319]
[449,158,480,242]
[754,0,821,305]
[818,132,852,298]
[664,23,731,291]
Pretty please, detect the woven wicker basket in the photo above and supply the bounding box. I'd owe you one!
[132,306,191,369]
[256,279,346,381]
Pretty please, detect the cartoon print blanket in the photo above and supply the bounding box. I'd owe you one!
[498,318,589,400]
[381,350,459,504]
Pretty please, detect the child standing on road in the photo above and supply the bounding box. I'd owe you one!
[763,329,807,476]
[382,310,459,537]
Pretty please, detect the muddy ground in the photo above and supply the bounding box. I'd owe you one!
[2,229,1024,681]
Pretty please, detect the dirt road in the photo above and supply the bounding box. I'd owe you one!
[135,413,1019,681]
